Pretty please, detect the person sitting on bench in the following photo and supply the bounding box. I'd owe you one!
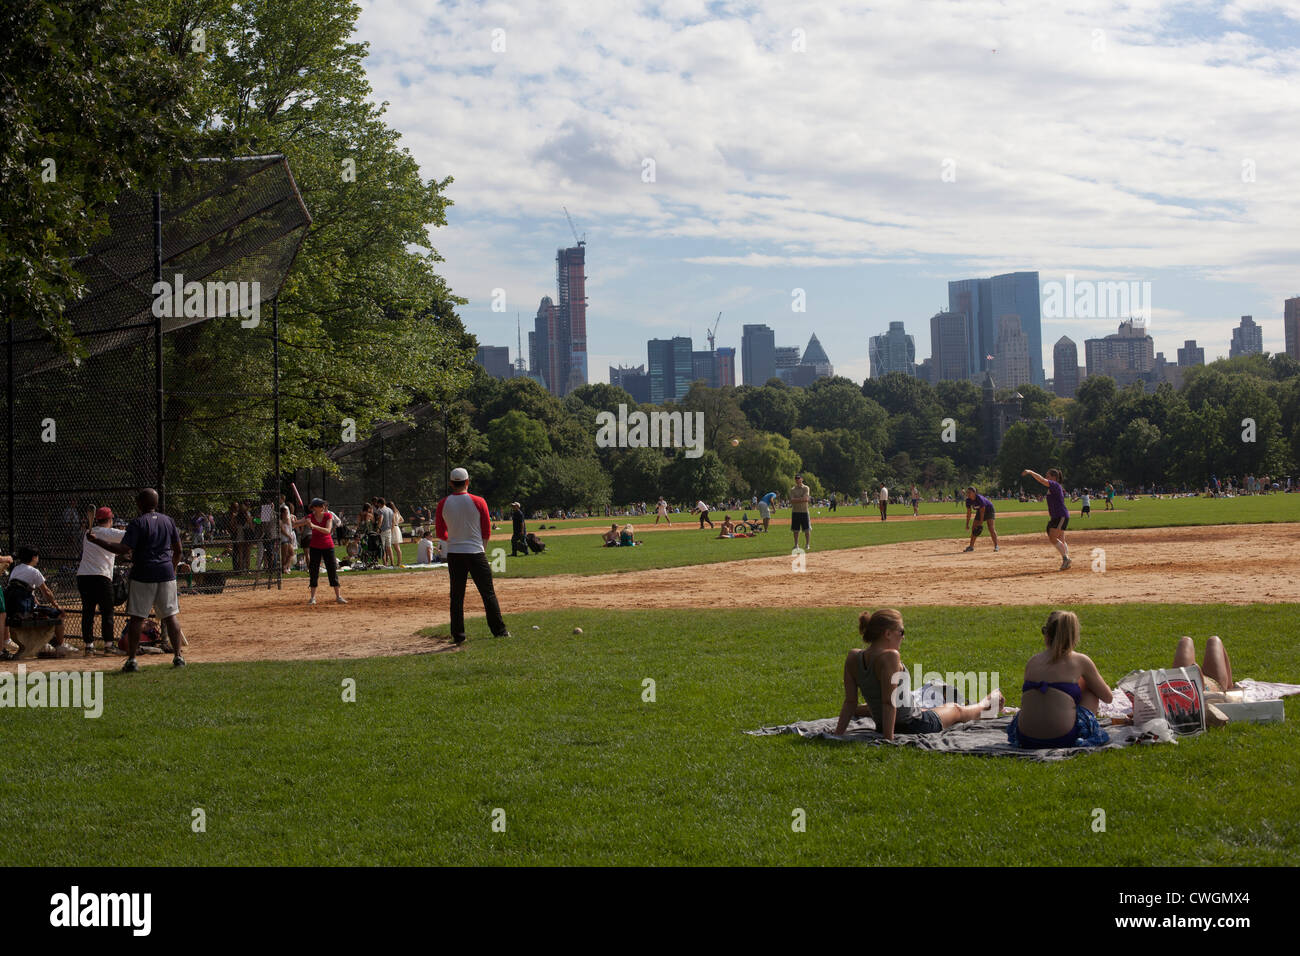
[3,546,70,658]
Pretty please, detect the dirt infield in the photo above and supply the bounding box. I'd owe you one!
[11,523,1298,671]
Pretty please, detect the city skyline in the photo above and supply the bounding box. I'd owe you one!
[477,241,1298,389]
[356,1,1300,386]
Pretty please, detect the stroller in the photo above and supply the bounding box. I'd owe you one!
[354,529,384,568]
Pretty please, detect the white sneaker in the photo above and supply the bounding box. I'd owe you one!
[3,639,17,653]
[308,597,316,606]
[1061,557,1072,570]
[993,545,1000,552]
[336,596,348,604]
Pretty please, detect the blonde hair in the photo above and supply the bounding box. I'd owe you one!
[1044,610,1080,660]
[858,608,903,644]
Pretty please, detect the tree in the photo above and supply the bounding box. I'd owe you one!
[730,433,803,497]
[1113,418,1163,486]
[662,450,730,505]
[610,446,666,504]
[535,455,611,511]
[739,383,803,434]
[802,377,889,445]
[1,0,197,354]
[996,422,1061,490]
[485,411,551,501]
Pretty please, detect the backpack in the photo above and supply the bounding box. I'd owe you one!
[526,532,545,553]
[118,617,170,652]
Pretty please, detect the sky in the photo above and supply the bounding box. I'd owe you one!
[354,0,1300,384]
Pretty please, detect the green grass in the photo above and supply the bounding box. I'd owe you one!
[182,495,1300,582]
[431,494,1300,580]
[2,604,1296,865]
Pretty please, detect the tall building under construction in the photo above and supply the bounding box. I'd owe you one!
[531,243,588,397]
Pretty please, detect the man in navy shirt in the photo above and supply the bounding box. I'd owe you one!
[963,486,1000,553]
[89,488,187,671]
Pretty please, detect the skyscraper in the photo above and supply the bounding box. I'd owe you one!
[741,324,776,385]
[555,244,588,395]
[992,315,1031,390]
[800,334,833,378]
[1284,298,1300,362]
[869,322,916,378]
[610,364,650,404]
[715,347,736,387]
[948,278,992,377]
[1053,336,1080,397]
[647,336,693,404]
[532,296,557,392]
[474,345,514,380]
[929,311,971,382]
[1229,315,1263,358]
[1084,319,1154,387]
[1177,339,1205,367]
[990,272,1044,386]
[692,350,717,388]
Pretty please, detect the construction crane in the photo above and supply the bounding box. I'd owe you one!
[562,206,585,246]
[707,312,722,351]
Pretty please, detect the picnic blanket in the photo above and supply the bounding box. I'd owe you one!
[749,679,1299,762]
[745,714,1146,761]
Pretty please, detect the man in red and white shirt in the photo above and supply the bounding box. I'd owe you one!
[435,467,509,644]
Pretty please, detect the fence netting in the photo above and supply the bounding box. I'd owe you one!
[1,156,309,626]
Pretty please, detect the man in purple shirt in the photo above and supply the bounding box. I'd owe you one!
[1023,467,1071,570]
[963,487,1000,553]
[89,488,188,671]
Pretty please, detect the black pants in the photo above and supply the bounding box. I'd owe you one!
[309,546,339,588]
[448,551,506,638]
[511,531,528,556]
[76,575,115,644]
[699,511,713,528]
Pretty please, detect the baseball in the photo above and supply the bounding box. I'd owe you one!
[730,437,740,446]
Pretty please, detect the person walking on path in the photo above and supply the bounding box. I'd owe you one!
[789,475,812,551]
[435,468,509,645]
[877,483,889,521]
[88,488,188,671]
[509,502,528,557]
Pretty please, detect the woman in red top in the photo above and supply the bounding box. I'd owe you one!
[293,498,347,606]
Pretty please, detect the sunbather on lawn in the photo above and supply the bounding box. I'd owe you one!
[1007,610,1112,749]
[834,609,1002,739]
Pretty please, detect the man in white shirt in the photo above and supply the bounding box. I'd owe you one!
[878,484,889,522]
[416,531,437,564]
[4,546,69,655]
[77,506,125,655]
[693,499,715,530]
[435,468,509,644]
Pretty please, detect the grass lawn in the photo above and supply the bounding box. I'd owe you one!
[180,496,1300,582]
[2,604,1296,866]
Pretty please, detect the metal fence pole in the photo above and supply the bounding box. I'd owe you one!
[272,297,281,589]
[153,189,165,510]
[5,301,13,554]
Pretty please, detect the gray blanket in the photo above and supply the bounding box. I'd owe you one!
[746,715,1153,762]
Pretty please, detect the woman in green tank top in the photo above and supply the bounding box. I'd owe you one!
[834,609,1003,739]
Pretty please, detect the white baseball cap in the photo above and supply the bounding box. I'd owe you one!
[450,467,469,482]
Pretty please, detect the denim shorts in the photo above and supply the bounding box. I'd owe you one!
[892,709,943,734]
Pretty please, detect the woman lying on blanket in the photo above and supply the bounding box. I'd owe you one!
[834,609,1002,739]
[1007,610,1112,749]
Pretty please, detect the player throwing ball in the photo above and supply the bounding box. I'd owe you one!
[963,486,999,553]
[1022,467,1071,570]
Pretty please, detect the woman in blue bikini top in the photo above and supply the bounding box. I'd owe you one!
[1015,610,1113,745]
